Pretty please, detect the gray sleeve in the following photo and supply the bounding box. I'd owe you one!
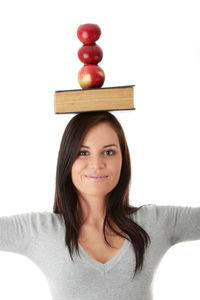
[0,212,37,256]
[154,205,200,246]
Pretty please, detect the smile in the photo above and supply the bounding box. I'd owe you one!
[85,175,108,182]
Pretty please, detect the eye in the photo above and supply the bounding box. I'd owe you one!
[78,151,89,156]
[103,150,115,156]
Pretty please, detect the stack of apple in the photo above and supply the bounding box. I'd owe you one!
[77,24,105,89]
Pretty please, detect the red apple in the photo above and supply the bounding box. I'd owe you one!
[77,24,101,44]
[78,43,103,64]
[78,64,105,89]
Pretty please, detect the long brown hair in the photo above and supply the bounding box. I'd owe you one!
[53,111,151,279]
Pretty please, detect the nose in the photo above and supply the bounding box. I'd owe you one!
[89,154,105,168]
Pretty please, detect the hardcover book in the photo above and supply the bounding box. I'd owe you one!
[54,85,135,114]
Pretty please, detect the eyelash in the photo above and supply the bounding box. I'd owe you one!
[78,149,116,156]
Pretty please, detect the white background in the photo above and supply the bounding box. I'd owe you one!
[0,0,200,299]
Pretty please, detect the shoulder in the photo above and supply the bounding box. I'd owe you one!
[27,211,64,229]
[129,203,172,231]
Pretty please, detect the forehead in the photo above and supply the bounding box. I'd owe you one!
[82,123,119,144]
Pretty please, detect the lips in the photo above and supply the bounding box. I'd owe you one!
[85,175,108,182]
[85,175,108,178]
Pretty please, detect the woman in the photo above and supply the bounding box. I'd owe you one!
[0,111,200,300]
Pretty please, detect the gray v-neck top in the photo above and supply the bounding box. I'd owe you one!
[0,204,200,299]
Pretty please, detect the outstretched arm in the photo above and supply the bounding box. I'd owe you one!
[0,212,36,256]
[154,205,200,246]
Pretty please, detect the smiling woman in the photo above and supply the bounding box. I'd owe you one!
[53,111,151,279]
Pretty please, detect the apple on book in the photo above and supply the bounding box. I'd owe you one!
[77,23,105,89]
[78,64,105,89]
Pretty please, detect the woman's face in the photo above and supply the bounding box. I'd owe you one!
[71,122,123,198]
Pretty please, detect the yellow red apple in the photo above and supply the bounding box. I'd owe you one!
[78,64,105,89]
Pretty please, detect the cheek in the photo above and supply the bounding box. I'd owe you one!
[110,157,122,175]
[71,162,79,181]
[71,160,85,181]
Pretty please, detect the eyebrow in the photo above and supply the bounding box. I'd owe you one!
[80,144,118,149]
